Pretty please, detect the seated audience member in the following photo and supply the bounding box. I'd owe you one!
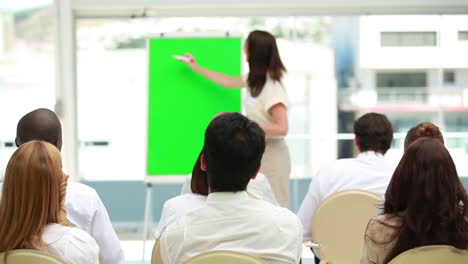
[404,122,444,150]
[297,112,395,241]
[159,113,302,264]
[0,141,100,264]
[361,138,468,264]
[181,162,278,205]
[0,108,124,264]
[155,152,209,238]
[156,150,279,238]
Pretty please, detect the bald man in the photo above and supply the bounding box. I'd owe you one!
[5,108,125,264]
[15,108,63,149]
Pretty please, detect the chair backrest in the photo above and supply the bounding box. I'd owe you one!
[152,239,163,264]
[182,250,265,264]
[311,189,382,264]
[0,249,68,264]
[388,245,468,264]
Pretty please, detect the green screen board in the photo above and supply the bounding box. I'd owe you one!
[147,37,242,176]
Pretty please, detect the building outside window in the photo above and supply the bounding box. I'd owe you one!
[381,31,437,47]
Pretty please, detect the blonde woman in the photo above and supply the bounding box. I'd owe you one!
[0,141,99,264]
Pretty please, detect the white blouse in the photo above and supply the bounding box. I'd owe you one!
[242,74,289,134]
[43,223,100,264]
[0,181,124,264]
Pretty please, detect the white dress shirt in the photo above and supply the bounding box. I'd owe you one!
[160,191,302,264]
[180,173,279,206]
[156,174,279,238]
[155,193,206,238]
[0,181,124,264]
[297,151,395,241]
[43,223,100,264]
[65,182,125,264]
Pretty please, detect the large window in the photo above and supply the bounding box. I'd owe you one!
[74,15,468,180]
[76,17,331,180]
[4,14,467,180]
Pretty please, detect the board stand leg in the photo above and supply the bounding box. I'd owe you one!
[142,183,153,263]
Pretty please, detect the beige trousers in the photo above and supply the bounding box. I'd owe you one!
[260,138,291,208]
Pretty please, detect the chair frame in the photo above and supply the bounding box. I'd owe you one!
[182,250,265,264]
[0,249,68,264]
[310,189,382,263]
[152,239,163,264]
[388,245,468,264]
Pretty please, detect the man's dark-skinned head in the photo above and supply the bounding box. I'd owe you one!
[16,108,63,151]
[200,113,265,193]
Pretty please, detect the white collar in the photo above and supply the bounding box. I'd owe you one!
[357,151,384,159]
[206,191,249,204]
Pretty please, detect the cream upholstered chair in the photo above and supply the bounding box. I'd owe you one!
[182,250,265,264]
[388,245,468,264]
[152,239,163,264]
[0,249,68,264]
[310,189,382,264]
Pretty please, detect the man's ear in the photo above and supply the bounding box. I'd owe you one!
[200,154,207,171]
[354,136,361,153]
[56,136,63,152]
[15,138,20,148]
[251,167,260,180]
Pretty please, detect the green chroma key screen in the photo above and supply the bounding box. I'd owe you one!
[147,37,242,175]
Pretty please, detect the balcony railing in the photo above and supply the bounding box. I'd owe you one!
[339,87,468,106]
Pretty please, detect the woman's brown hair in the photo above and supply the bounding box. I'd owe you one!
[404,122,444,150]
[0,141,69,252]
[246,30,286,97]
[382,138,468,263]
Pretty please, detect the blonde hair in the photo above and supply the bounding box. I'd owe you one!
[0,141,69,252]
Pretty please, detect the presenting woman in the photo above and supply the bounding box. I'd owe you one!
[181,30,291,208]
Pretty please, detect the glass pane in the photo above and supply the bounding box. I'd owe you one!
[376,72,427,87]
[458,31,468,41]
[443,70,455,85]
[381,31,437,47]
[0,5,55,177]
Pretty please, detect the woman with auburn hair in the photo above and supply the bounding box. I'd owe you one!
[404,122,444,150]
[361,138,468,264]
[0,141,99,264]
[179,30,291,208]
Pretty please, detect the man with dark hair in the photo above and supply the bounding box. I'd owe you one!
[297,112,394,242]
[160,113,302,264]
[1,108,125,264]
